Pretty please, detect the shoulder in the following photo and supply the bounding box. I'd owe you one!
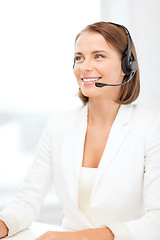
[130,105,160,146]
[131,104,160,126]
[45,104,86,132]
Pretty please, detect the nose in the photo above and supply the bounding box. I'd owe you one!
[81,59,93,72]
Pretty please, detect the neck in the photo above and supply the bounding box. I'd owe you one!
[88,98,120,127]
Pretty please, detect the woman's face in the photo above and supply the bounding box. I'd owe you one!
[74,31,125,100]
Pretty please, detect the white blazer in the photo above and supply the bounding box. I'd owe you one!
[0,104,160,240]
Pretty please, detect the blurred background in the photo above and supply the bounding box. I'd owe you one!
[0,0,160,226]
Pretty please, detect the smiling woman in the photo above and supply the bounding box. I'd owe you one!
[74,22,140,105]
[0,21,160,240]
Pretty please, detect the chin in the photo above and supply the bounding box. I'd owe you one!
[81,88,101,98]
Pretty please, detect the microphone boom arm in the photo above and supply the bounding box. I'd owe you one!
[95,71,135,87]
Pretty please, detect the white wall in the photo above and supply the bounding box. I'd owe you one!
[0,0,100,182]
[101,0,160,111]
[0,0,100,113]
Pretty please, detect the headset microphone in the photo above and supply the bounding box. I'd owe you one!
[95,71,136,87]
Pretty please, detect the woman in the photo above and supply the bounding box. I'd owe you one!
[0,22,160,240]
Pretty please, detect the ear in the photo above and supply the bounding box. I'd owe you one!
[121,68,126,77]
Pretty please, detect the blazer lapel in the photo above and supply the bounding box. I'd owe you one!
[96,104,133,180]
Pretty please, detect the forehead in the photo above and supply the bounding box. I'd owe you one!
[75,31,112,52]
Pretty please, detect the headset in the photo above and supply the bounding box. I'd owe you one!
[114,22,137,75]
[73,22,138,87]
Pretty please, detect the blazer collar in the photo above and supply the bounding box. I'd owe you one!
[112,103,133,126]
[75,103,133,128]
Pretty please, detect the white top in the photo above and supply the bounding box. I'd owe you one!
[78,167,97,220]
[0,104,160,240]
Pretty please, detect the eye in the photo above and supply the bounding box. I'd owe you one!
[74,56,84,62]
[95,54,105,59]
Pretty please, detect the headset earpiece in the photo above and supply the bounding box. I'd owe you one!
[121,55,131,75]
[129,59,138,72]
[121,54,138,75]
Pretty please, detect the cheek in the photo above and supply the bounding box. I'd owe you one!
[73,64,78,76]
[74,67,81,85]
[73,67,77,77]
[74,66,81,79]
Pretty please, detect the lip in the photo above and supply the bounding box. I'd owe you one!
[81,77,101,86]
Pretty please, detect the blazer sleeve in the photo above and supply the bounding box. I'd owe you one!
[108,113,160,240]
[0,118,54,237]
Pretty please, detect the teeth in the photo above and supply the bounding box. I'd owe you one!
[82,78,100,82]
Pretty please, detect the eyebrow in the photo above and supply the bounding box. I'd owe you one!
[75,50,109,55]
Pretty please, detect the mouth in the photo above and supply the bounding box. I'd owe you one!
[81,77,101,85]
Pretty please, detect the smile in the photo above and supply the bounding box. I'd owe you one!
[81,77,101,83]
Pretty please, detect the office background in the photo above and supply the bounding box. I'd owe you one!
[0,0,160,225]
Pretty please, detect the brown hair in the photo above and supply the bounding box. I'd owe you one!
[75,21,140,105]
